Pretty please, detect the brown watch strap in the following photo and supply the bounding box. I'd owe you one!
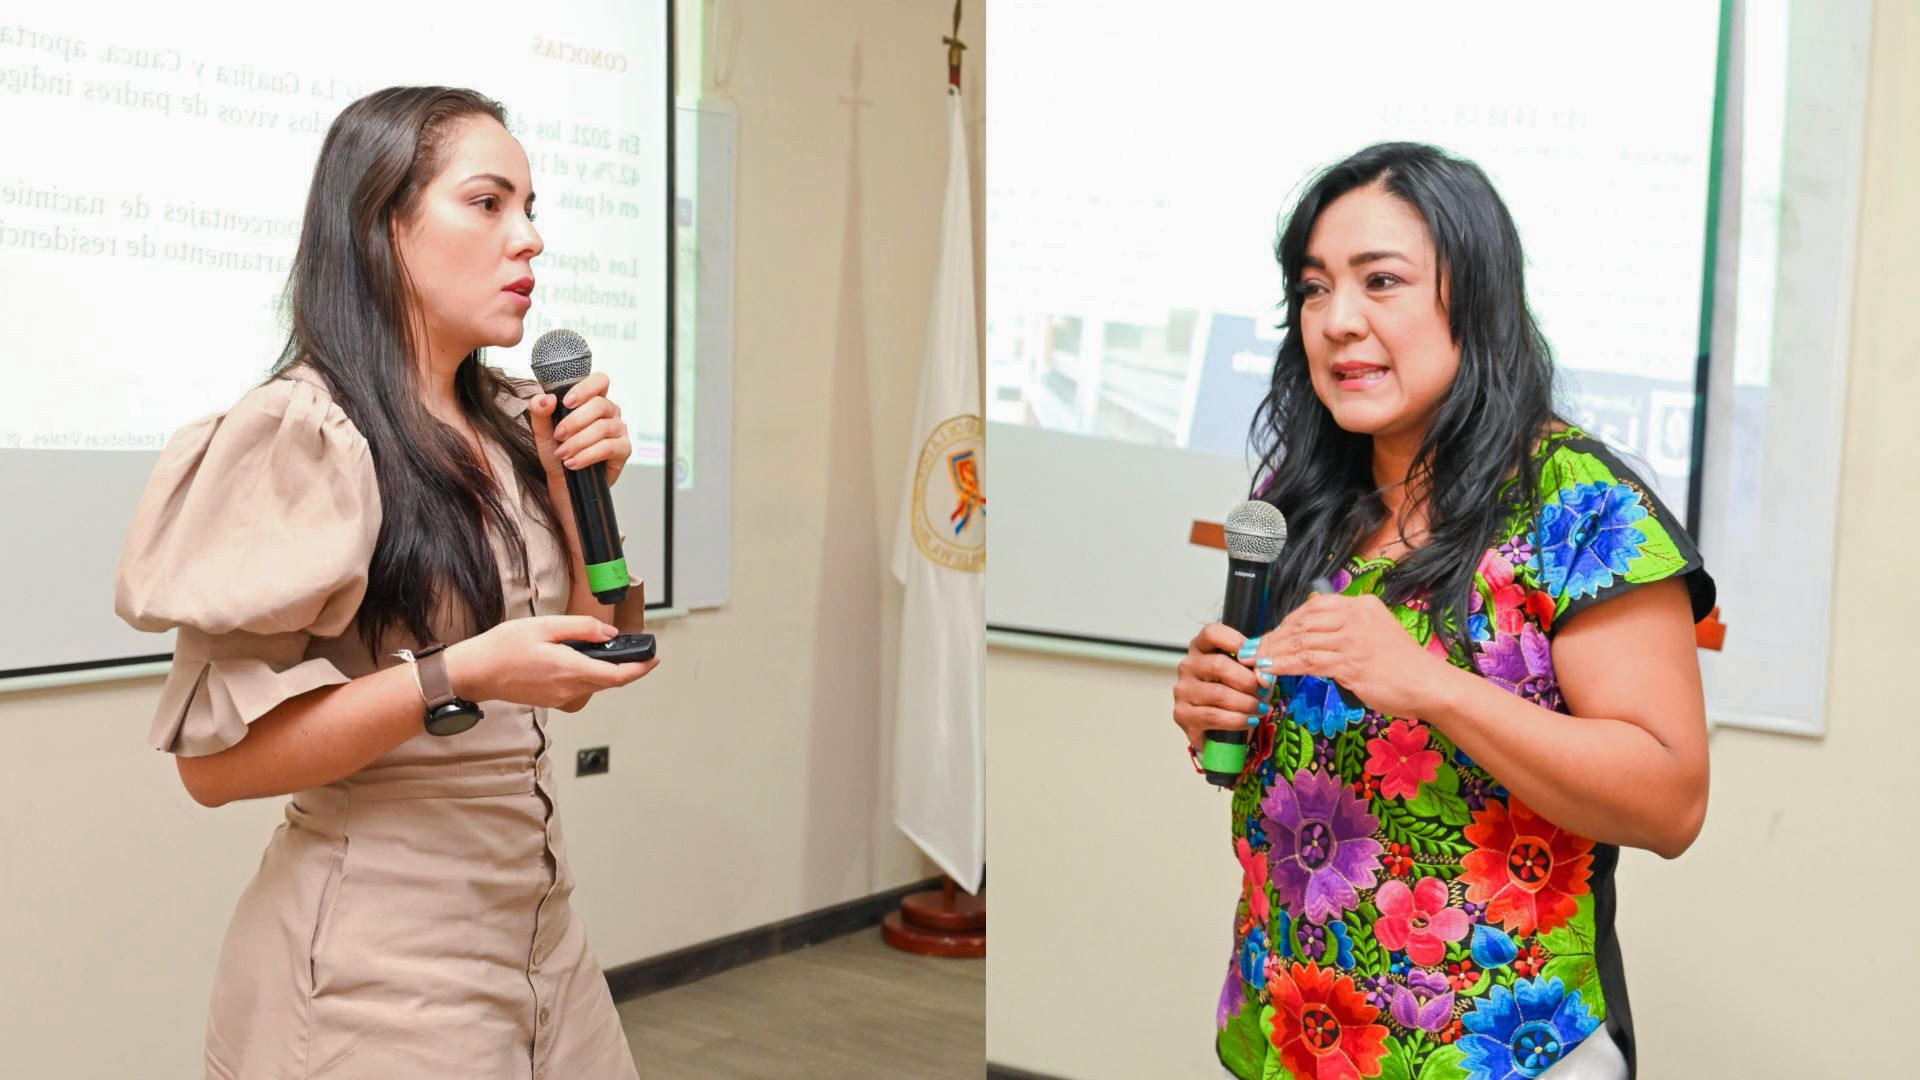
[414,645,456,708]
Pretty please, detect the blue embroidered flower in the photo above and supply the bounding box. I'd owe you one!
[1239,925,1269,989]
[1534,481,1649,602]
[1285,675,1366,738]
[1471,924,1519,969]
[1327,920,1356,969]
[1459,976,1601,1080]
[1273,909,1293,961]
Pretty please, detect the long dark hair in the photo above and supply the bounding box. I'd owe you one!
[1251,141,1560,661]
[272,86,567,653]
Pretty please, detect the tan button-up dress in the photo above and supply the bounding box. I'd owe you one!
[115,364,643,1080]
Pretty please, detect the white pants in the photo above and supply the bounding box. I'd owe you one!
[1222,1023,1628,1079]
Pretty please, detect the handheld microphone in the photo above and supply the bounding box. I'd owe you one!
[1201,500,1288,787]
[529,329,628,605]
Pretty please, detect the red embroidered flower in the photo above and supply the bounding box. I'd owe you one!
[1383,842,1414,878]
[1235,835,1270,924]
[1364,720,1444,800]
[1268,963,1389,1080]
[1478,549,1529,635]
[1512,940,1547,978]
[1351,774,1382,800]
[1460,797,1595,937]
[1372,876,1471,967]
[1436,1017,1465,1045]
[1524,589,1556,632]
[1444,958,1479,993]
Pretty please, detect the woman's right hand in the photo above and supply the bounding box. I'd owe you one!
[1172,623,1273,752]
[444,616,658,709]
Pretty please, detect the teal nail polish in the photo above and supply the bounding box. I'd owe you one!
[1257,658,1274,669]
[1258,672,1276,687]
[1236,642,1257,661]
[1246,715,1259,727]
[1257,702,1271,715]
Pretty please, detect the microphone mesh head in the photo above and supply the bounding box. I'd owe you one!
[530,329,593,388]
[1223,500,1288,563]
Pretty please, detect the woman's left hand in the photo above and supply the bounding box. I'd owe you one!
[1252,593,1460,720]
[530,372,631,487]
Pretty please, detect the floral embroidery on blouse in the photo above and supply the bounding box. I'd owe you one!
[1215,430,1709,1080]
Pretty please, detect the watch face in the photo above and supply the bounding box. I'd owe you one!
[424,702,482,737]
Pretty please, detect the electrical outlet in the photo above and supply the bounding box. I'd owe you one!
[576,746,610,776]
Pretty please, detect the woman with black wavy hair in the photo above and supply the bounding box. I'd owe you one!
[116,87,654,1077]
[1172,142,1714,1080]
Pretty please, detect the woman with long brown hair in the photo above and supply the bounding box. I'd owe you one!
[116,86,654,1077]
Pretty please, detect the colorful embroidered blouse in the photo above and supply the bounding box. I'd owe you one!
[1215,430,1714,1080]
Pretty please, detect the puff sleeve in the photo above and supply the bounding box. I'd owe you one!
[114,376,382,756]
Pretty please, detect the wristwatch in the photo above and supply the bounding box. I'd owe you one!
[397,644,484,736]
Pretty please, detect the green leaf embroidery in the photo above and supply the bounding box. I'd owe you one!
[1344,906,1384,973]
[1376,1036,1417,1080]
[1392,602,1429,644]
[1217,997,1269,1079]
[1402,764,1470,826]
[1279,720,1315,776]
[1335,729,1370,777]
[1406,860,1464,883]
[1258,1006,1287,1080]
[1379,795,1473,857]
[1540,954,1604,1011]
[1536,894,1597,957]
[1415,1044,1466,1080]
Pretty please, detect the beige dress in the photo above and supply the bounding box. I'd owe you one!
[115,365,645,1080]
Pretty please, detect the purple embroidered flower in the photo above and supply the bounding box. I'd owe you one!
[1262,771,1383,925]
[1461,772,1495,811]
[1328,567,1354,593]
[1363,710,1391,739]
[1389,969,1457,1033]
[1217,955,1243,1030]
[1475,623,1564,712]
[1535,481,1649,602]
[1499,533,1536,570]
[1300,922,1328,963]
[1462,899,1487,921]
[1359,974,1391,1014]
[1311,736,1336,771]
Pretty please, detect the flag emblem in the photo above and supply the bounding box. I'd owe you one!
[911,413,985,572]
[946,448,985,535]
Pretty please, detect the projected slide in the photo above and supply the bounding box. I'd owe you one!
[0,0,668,459]
[0,0,671,676]
[986,0,1721,647]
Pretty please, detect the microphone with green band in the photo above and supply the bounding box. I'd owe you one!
[1202,500,1288,787]
[530,329,628,604]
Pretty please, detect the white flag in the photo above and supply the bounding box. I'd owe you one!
[891,86,985,894]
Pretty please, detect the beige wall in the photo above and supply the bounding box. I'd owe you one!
[0,1,983,1075]
[984,4,1920,1078]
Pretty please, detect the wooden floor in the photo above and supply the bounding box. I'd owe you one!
[617,927,986,1078]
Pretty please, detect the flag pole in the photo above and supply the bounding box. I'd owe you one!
[943,0,966,90]
[879,0,986,958]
